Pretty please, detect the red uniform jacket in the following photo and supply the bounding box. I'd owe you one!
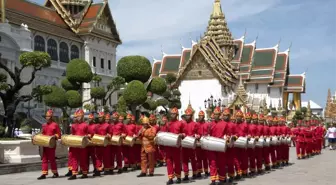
[281,126,289,136]
[125,123,136,136]
[256,125,264,137]
[96,123,109,135]
[42,121,61,140]
[276,126,283,136]
[70,123,78,135]
[209,121,228,138]
[235,122,248,137]
[248,124,258,137]
[109,122,126,136]
[269,126,278,136]
[88,124,97,138]
[263,125,270,137]
[197,121,210,136]
[304,128,313,143]
[296,127,305,143]
[75,122,89,136]
[166,120,184,134]
[226,121,236,136]
[183,121,199,137]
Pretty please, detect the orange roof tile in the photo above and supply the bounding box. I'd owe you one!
[3,0,67,27]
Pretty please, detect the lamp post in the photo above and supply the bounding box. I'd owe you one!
[204,95,223,120]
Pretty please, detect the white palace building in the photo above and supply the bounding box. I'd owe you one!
[0,0,121,120]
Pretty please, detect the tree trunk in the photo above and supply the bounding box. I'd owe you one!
[131,104,137,120]
[4,101,17,137]
[61,108,70,134]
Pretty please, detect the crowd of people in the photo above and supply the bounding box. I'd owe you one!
[35,106,326,185]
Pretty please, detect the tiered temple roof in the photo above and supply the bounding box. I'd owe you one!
[151,0,305,93]
[0,0,121,43]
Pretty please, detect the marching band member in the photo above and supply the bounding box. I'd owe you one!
[181,107,199,181]
[134,116,144,169]
[123,113,137,171]
[68,109,89,180]
[247,114,258,175]
[230,114,236,123]
[165,107,184,185]
[280,116,290,165]
[224,109,237,182]
[208,107,228,185]
[96,112,111,175]
[136,116,158,177]
[37,109,61,180]
[273,117,282,166]
[87,113,98,173]
[65,112,78,177]
[303,121,313,157]
[149,114,163,166]
[255,114,264,174]
[268,116,278,168]
[157,115,168,166]
[196,111,210,178]
[317,120,324,153]
[262,116,271,171]
[110,113,126,174]
[234,111,249,177]
[296,120,305,159]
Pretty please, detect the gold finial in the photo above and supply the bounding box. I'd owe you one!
[212,0,223,17]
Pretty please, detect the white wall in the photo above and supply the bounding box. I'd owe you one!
[179,79,222,117]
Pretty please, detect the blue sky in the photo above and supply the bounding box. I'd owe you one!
[33,0,336,107]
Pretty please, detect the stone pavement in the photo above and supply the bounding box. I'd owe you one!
[0,147,335,185]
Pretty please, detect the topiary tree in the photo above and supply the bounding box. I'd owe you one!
[116,96,127,116]
[123,80,147,114]
[147,77,167,95]
[0,52,52,137]
[117,55,152,83]
[66,59,93,86]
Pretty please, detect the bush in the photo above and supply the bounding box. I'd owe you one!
[61,78,80,91]
[156,98,169,106]
[117,56,152,83]
[165,73,177,84]
[148,77,167,95]
[90,87,106,99]
[66,59,93,84]
[44,86,68,108]
[123,80,147,105]
[172,89,181,96]
[168,100,181,109]
[65,90,82,108]
[117,96,127,115]
[143,99,157,111]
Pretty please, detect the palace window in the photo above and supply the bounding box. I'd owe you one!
[59,42,69,63]
[108,60,111,70]
[47,39,58,61]
[70,45,79,60]
[93,57,96,67]
[101,58,104,68]
[34,35,45,52]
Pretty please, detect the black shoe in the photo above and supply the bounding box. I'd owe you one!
[228,178,233,183]
[52,173,59,178]
[68,175,76,180]
[103,171,111,175]
[122,167,128,172]
[192,174,197,179]
[80,174,88,179]
[205,172,210,177]
[166,179,174,185]
[265,166,271,171]
[235,174,241,180]
[65,171,72,177]
[93,169,97,173]
[182,176,189,181]
[93,171,101,177]
[209,182,216,185]
[218,181,226,185]
[148,174,154,177]
[175,178,182,184]
[117,169,123,174]
[78,171,83,175]
[137,173,146,177]
[37,175,46,180]
[157,162,163,167]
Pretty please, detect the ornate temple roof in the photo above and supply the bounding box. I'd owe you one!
[0,0,121,43]
[151,0,305,93]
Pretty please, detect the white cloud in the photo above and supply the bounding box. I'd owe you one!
[109,0,280,59]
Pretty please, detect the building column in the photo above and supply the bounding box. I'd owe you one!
[82,42,92,105]
[293,92,301,110]
[282,92,289,110]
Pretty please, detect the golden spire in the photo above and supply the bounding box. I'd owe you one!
[203,0,234,47]
[236,76,247,100]
[1,0,5,23]
[306,100,312,118]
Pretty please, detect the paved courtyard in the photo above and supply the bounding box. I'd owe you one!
[0,147,335,185]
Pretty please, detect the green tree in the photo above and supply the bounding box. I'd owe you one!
[123,80,147,113]
[0,52,52,137]
[117,56,152,83]
[103,76,125,105]
[116,96,127,115]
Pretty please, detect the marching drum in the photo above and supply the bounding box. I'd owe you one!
[264,137,271,147]
[270,136,279,146]
[155,132,182,148]
[286,137,292,145]
[61,135,89,148]
[181,136,197,149]
[247,138,257,149]
[234,137,248,149]
[109,135,122,146]
[91,134,109,147]
[200,136,227,152]
[123,136,136,147]
[32,134,56,148]
[135,138,142,145]
[255,137,264,148]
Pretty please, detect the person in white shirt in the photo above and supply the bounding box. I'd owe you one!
[325,123,336,150]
